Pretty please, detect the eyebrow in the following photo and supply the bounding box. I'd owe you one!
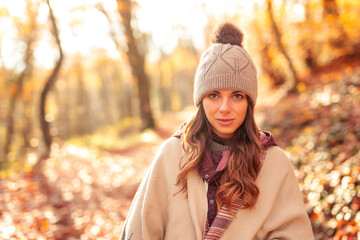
[211,90,244,94]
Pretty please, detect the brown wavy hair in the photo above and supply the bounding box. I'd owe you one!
[175,96,262,212]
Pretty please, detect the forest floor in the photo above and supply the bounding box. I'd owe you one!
[0,108,194,240]
[0,64,360,239]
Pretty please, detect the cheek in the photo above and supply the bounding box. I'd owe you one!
[203,107,212,122]
[202,101,215,117]
[238,103,248,118]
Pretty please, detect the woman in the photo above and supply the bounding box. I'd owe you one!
[120,22,314,240]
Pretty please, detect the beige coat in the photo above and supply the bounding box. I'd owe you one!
[120,137,314,240]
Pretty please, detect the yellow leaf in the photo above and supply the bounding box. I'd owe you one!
[291,145,301,154]
[297,82,307,93]
[302,127,314,135]
[40,219,49,233]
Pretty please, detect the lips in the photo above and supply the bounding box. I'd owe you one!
[216,118,234,126]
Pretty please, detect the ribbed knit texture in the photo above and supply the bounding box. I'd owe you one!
[209,140,231,151]
[194,43,258,106]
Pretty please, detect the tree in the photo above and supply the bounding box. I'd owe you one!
[38,0,63,158]
[97,3,137,124]
[116,0,154,129]
[252,20,286,87]
[266,0,299,93]
[302,0,319,73]
[322,0,352,53]
[2,0,38,165]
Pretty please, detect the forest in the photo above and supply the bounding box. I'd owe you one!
[0,0,359,239]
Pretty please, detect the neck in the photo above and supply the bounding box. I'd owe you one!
[209,133,231,151]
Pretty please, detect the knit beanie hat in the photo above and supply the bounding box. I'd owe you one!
[193,22,258,106]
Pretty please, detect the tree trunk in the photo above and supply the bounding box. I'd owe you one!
[323,0,339,17]
[252,21,286,87]
[75,65,91,135]
[97,4,134,122]
[38,0,63,158]
[116,0,155,129]
[22,99,33,150]
[2,3,37,165]
[303,0,319,73]
[3,78,24,164]
[158,54,173,112]
[266,0,299,93]
[322,0,351,52]
[122,82,133,118]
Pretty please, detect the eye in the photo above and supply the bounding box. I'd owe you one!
[233,93,244,100]
[207,93,218,99]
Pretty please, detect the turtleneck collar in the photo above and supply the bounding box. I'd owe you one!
[208,133,231,151]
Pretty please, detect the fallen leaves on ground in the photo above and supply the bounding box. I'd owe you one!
[0,108,195,240]
[259,66,360,239]
[0,141,161,239]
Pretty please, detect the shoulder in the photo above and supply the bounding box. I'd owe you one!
[265,146,289,162]
[157,136,183,154]
[147,137,184,184]
[261,146,294,175]
[151,137,183,168]
[257,146,298,192]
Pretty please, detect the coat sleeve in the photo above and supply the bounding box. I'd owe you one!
[260,147,314,239]
[119,164,152,240]
[119,139,173,240]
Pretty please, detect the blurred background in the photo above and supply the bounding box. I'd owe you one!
[0,0,359,239]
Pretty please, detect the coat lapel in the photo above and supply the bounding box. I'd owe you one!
[187,169,208,240]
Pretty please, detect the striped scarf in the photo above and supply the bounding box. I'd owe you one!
[203,150,267,240]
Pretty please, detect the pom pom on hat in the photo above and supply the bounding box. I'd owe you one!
[211,22,244,47]
[193,22,258,106]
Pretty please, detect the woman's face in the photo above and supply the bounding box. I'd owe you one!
[202,89,248,139]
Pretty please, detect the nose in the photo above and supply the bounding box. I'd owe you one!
[219,99,231,114]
